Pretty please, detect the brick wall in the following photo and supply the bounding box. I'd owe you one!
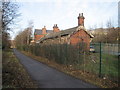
[70,29,90,49]
[34,35,44,41]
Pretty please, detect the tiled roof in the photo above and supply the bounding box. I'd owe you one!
[39,26,94,43]
[34,29,53,35]
[46,30,53,33]
[39,26,78,42]
[34,29,42,35]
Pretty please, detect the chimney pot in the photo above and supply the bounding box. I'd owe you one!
[78,13,85,26]
[42,26,47,34]
[53,24,59,32]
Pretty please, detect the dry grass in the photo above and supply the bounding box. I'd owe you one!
[21,50,118,88]
[2,49,38,88]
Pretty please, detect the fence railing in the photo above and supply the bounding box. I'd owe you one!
[17,42,119,83]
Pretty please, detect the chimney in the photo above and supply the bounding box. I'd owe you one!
[42,26,47,35]
[78,13,85,26]
[53,24,60,32]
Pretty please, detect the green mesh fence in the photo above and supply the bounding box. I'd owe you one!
[17,42,119,83]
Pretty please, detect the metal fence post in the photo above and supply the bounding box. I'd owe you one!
[99,42,102,77]
[65,44,67,65]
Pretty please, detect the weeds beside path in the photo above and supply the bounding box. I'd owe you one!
[2,49,38,88]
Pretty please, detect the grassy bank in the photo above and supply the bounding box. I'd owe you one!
[21,50,118,88]
[2,49,38,88]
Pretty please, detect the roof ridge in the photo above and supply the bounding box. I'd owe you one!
[63,26,78,31]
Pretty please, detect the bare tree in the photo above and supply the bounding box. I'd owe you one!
[15,21,34,47]
[106,19,113,29]
[2,0,20,49]
[2,0,20,31]
[27,20,34,45]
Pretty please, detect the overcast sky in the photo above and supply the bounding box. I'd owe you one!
[11,0,119,39]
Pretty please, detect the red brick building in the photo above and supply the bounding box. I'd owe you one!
[34,25,60,42]
[35,13,93,49]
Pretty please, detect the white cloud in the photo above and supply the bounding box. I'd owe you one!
[15,0,119,3]
[17,0,118,31]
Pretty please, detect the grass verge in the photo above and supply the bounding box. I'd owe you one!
[21,50,118,88]
[2,49,38,88]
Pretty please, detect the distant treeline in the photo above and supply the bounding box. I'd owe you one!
[89,27,119,44]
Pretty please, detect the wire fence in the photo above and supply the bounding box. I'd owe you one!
[17,42,119,84]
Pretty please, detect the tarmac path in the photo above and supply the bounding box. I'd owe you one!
[13,49,98,88]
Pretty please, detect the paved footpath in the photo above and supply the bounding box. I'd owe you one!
[13,49,98,88]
